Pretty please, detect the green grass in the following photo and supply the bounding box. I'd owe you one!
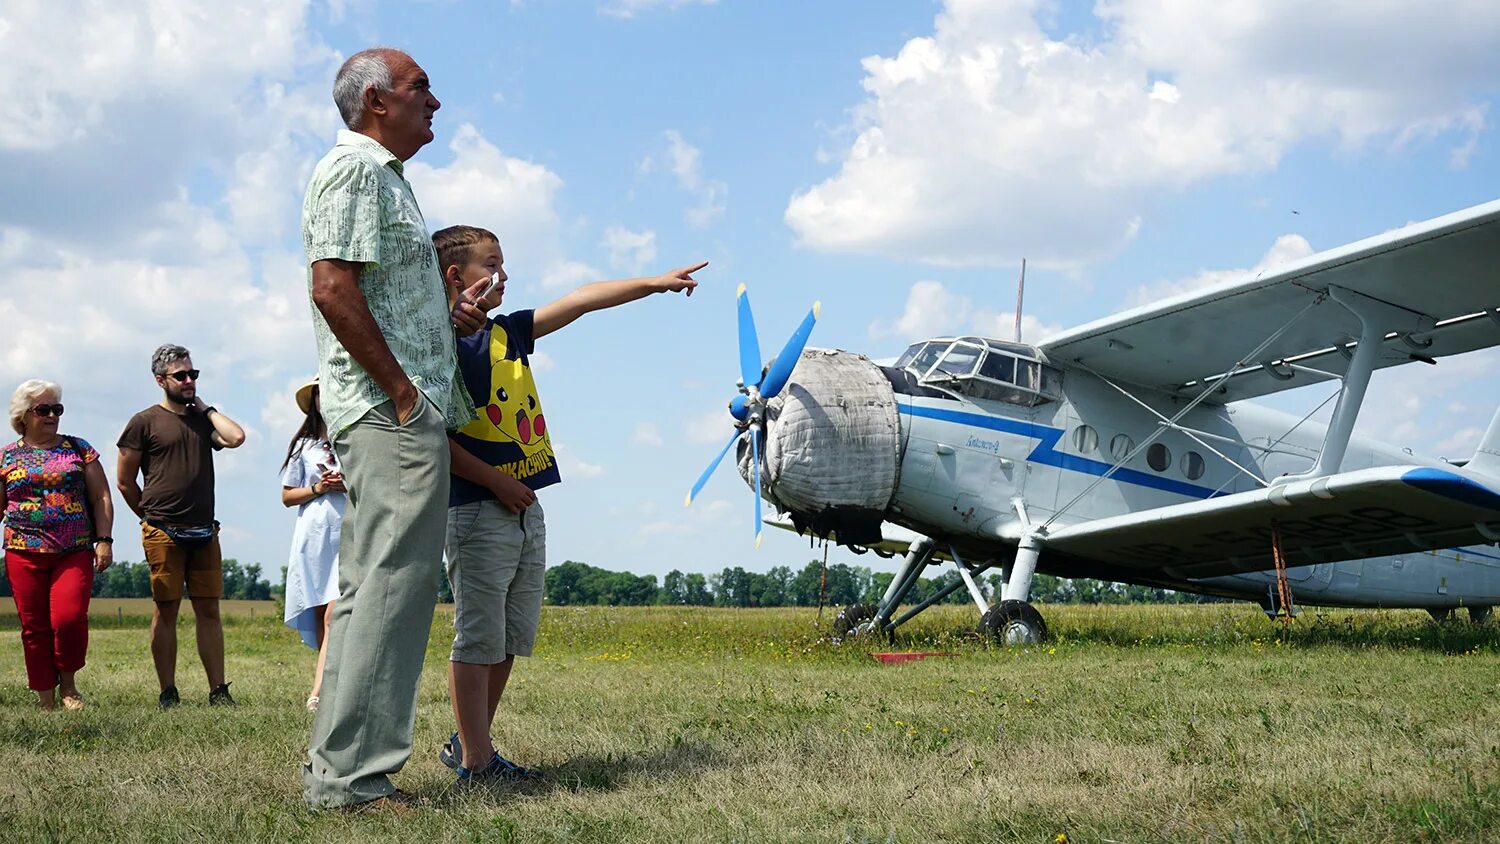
[1,603,1498,842]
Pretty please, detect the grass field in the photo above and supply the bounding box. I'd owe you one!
[1,603,1498,843]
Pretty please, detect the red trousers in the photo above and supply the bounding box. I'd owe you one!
[5,548,93,690]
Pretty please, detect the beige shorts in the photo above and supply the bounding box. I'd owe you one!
[142,522,223,601]
[445,498,546,663]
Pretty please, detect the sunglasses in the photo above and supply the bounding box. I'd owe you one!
[31,404,64,417]
[166,370,201,383]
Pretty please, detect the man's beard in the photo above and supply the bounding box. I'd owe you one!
[164,382,195,405]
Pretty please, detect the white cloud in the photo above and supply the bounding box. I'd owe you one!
[687,406,736,445]
[786,0,1500,268]
[869,280,1063,344]
[600,0,717,20]
[633,421,664,447]
[663,130,727,227]
[541,260,602,291]
[556,442,605,478]
[602,226,658,274]
[1124,234,1314,309]
[408,124,568,287]
[530,351,557,373]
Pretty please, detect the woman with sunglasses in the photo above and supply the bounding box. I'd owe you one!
[2,380,114,710]
[279,378,344,711]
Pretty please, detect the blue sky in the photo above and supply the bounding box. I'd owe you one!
[4,0,1500,581]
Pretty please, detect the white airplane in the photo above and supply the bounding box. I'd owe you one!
[687,199,1500,643]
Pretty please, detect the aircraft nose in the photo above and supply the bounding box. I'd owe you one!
[736,348,903,545]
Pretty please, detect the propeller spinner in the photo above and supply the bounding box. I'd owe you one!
[685,283,820,547]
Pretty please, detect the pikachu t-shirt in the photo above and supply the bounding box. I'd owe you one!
[449,309,560,506]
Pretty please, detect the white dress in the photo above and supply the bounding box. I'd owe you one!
[281,438,344,649]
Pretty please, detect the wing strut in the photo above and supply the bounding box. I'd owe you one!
[1074,360,1273,491]
[1040,295,1325,533]
[1308,286,1431,477]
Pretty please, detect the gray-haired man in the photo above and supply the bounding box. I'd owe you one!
[300,47,493,811]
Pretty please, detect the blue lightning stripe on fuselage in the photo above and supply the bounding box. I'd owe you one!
[901,403,1226,500]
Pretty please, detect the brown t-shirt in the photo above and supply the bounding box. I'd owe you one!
[118,406,221,527]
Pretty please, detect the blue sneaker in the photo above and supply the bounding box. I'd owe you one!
[438,731,463,770]
[455,751,539,784]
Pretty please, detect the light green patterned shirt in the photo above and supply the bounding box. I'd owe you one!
[302,130,477,437]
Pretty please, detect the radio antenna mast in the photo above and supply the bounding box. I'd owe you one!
[1013,258,1027,343]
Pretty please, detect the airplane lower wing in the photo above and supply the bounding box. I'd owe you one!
[1042,466,1500,579]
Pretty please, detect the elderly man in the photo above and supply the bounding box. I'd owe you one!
[300,47,491,811]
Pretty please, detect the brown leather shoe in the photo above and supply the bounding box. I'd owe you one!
[343,789,423,815]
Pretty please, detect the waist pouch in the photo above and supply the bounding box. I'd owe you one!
[151,521,218,549]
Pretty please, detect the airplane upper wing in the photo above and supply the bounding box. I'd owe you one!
[1038,200,1500,403]
[1041,466,1500,579]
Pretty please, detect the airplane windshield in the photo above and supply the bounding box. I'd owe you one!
[904,339,1063,406]
[933,343,984,377]
[907,343,945,377]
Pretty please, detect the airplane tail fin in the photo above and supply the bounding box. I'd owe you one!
[1470,406,1500,477]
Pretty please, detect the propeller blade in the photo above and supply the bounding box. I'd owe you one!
[758,301,820,399]
[751,424,763,548]
[736,283,763,390]
[684,428,741,508]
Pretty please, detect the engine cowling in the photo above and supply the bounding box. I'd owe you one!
[736,348,902,545]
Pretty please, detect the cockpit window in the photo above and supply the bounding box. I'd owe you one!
[909,336,1063,406]
[907,343,945,378]
[933,343,984,378]
[895,343,925,370]
[979,353,1014,383]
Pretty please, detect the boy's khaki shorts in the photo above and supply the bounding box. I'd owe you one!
[445,498,546,663]
[141,522,224,601]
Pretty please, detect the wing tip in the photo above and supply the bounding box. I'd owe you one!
[812,301,821,319]
[736,282,747,298]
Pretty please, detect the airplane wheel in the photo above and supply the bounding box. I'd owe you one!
[831,603,876,642]
[1428,608,1457,624]
[1469,606,1493,625]
[979,600,1049,646]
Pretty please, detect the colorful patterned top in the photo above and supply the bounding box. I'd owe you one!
[2,436,99,553]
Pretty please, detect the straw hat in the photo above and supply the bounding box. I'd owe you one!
[294,377,319,414]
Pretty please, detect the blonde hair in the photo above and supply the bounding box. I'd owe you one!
[432,225,499,274]
[9,379,61,435]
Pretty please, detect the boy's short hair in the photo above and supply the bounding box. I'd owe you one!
[432,225,499,272]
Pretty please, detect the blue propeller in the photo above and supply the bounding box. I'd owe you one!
[684,283,821,547]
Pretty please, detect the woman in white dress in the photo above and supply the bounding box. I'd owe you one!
[279,378,345,711]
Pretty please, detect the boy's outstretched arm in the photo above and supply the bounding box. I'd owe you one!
[533,261,707,339]
[448,437,537,514]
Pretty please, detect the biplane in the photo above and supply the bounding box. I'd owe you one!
[687,199,1500,643]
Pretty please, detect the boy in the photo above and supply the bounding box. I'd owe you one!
[431,224,706,781]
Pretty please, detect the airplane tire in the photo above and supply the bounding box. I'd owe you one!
[1469,606,1493,625]
[831,603,876,642]
[979,600,1049,646]
[1428,608,1457,624]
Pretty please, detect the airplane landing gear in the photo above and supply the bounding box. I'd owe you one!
[832,603,876,641]
[978,600,1049,645]
[1469,605,1493,625]
[1428,607,1456,624]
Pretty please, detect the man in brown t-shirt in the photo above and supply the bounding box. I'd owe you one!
[117,344,246,709]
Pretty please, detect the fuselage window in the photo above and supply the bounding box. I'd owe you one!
[1182,450,1206,480]
[1109,433,1135,462]
[1072,425,1098,454]
[1147,442,1172,472]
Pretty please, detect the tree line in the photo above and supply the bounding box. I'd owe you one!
[0,558,276,601]
[1,555,1220,608]
[543,560,1222,608]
